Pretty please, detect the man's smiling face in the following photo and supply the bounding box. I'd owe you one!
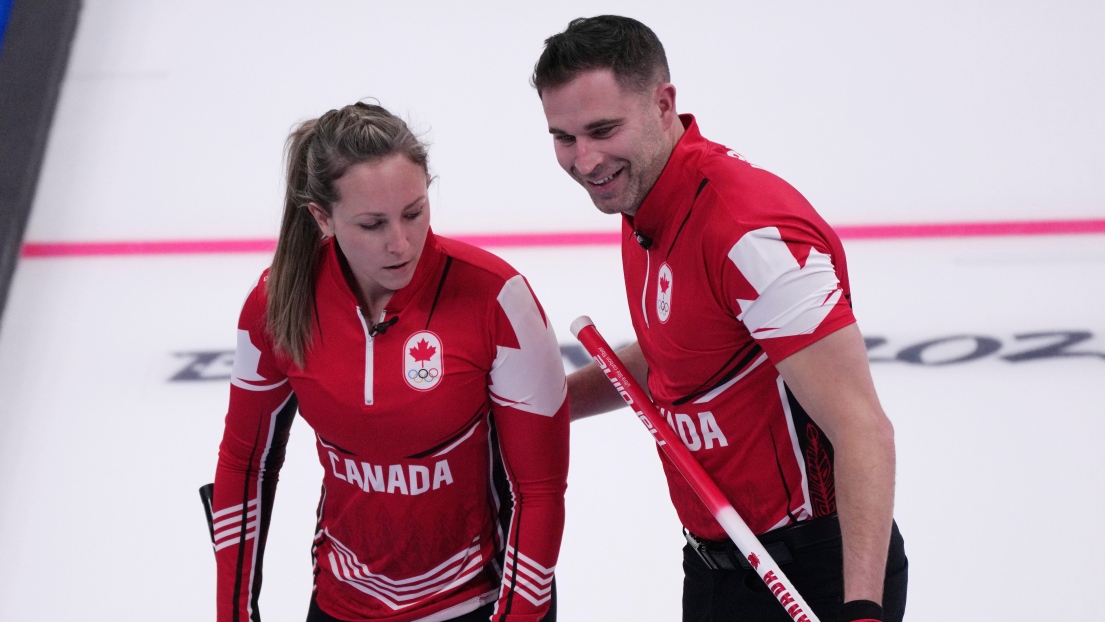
[541,69,674,217]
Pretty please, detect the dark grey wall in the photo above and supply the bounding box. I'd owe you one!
[0,0,82,327]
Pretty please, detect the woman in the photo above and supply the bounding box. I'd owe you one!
[209,102,569,622]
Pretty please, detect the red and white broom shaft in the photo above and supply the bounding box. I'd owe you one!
[571,316,821,622]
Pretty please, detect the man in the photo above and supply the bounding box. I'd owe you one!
[532,15,907,622]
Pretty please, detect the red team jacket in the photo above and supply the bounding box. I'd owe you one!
[624,115,855,540]
[212,233,569,621]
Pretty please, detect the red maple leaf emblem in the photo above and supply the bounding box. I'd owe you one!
[659,274,670,294]
[409,339,436,367]
[747,552,760,569]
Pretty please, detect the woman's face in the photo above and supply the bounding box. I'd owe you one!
[309,154,430,306]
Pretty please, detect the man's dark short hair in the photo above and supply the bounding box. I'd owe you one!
[532,15,670,97]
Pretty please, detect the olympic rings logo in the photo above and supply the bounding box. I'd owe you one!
[404,331,443,390]
[407,368,441,383]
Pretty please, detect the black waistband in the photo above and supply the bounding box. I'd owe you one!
[685,514,843,571]
[760,513,843,549]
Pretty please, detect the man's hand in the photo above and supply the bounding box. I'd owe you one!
[566,341,648,420]
[835,599,883,621]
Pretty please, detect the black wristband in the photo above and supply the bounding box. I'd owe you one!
[835,599,883,622]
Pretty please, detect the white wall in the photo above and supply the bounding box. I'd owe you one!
[27,0,1105,245]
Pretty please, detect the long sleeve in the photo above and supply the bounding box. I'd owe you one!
[211,276,296,622]
[486,275,570,622]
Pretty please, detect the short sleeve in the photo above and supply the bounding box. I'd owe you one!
[720,224,856,362]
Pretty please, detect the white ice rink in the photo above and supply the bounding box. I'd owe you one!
[1,2,1103,620]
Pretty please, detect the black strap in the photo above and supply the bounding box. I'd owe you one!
[199,483,215,548]
[685,514,844,571]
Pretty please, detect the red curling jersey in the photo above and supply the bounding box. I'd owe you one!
[212,231,569,622]
[624,115,855,540]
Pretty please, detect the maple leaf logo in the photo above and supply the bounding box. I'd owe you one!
[409,339,436,367]
[659,274,670,294]
[748,553,760,569]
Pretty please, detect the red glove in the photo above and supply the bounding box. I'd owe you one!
[834,600,883,622]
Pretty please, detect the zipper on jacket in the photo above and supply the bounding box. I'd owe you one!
[355,307,383,405]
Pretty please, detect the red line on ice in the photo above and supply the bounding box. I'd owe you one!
[19,219,1105,258]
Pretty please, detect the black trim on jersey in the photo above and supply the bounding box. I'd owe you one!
[663,178,709,260]
[317,434,356,456]
[768,425,800,525]
[672,341,763,406]
[228,393,298,622]
[487,415,513,550]
[247,393,298,622]
[312,289,325,350]
[407,404,486,459]
[495,418,523,617]
[784,384,835,461]
[232,424,262,622]
[425,256,453,330]
[693,177,710,201]
[311,484,328,590]
[784,385,837,517]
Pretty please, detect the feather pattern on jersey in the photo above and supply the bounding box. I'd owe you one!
[805,423,836,516]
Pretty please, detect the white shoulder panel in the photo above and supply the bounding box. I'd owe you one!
[489,275,567,417]
[727,227,842,338]
[231,329,287,391]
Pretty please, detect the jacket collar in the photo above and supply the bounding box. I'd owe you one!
[626,114,709,244]
[321,227,444,314]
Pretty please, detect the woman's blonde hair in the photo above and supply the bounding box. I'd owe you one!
[267,102,429,367]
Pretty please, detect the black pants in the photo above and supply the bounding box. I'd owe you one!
[682,517,907,622]
[307,597,495,622]
[307,582,557,621]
